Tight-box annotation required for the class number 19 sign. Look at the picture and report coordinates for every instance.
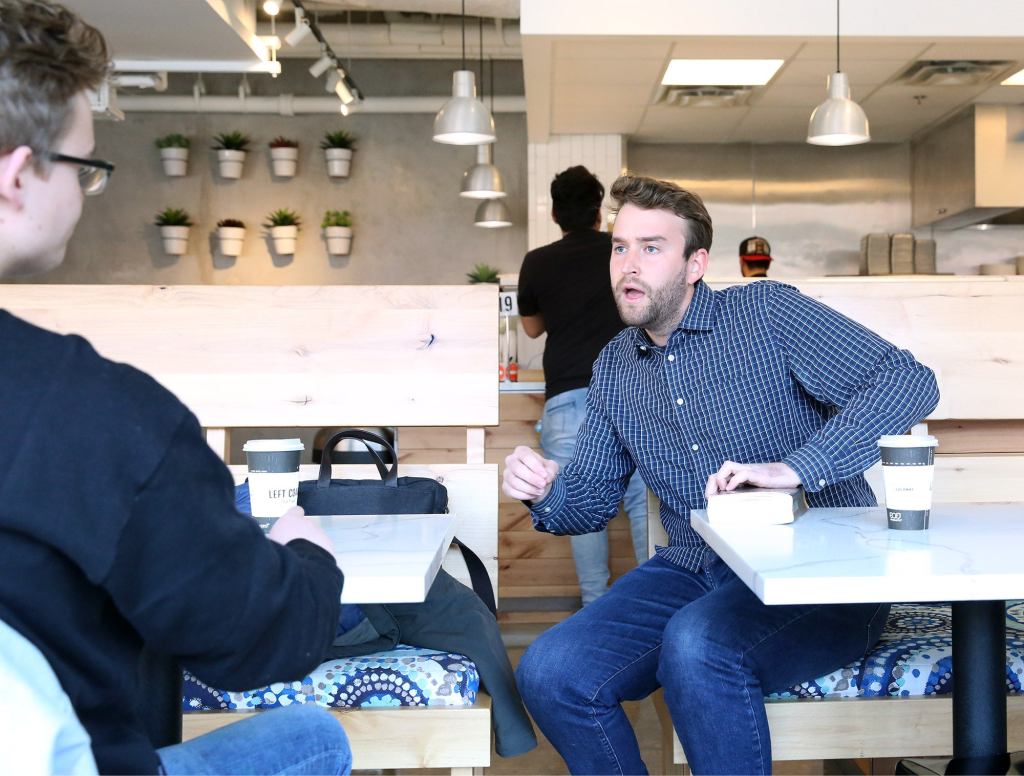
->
[498,290,518,317]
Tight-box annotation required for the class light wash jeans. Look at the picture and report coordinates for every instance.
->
[540,387,648,606]
[158,704,351,775]
[516,553,889,774]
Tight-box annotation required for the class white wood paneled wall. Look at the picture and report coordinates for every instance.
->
[527,134,626,250]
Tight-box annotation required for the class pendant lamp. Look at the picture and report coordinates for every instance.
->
[474,198,512,228]
[461,143,506,198]
[461,35,505,198]
[806,0,870,146]
[433,0,495,145]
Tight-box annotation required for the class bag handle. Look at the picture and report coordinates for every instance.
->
[317,429,397,489]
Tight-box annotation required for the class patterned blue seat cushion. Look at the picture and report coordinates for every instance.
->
[183,645,479,712]
[769,601,1024,701]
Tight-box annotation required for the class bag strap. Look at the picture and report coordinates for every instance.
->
[317,429,397,488]
[451,537,496,615]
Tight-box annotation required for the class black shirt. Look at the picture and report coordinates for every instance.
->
[517,229,625,400]
[0,311,343,774]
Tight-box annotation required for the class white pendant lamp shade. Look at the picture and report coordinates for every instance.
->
[474,198,512,228]
[433,70,496,145]
[460,144,506,199]
[807,72,870,146]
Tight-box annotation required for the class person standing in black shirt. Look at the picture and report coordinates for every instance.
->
[0,3,350,773]
[516,166,648,606]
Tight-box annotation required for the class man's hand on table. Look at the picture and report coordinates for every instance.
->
[705,461,801,498]
[268,506,336,555]
[503,445,559,504]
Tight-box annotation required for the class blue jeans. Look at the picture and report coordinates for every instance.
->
[159,705,352,775]
[516,553,889,775]
[540,387,648,605]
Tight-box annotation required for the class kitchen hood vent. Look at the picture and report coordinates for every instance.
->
[656,85,751,108]
[897,60,1015,87]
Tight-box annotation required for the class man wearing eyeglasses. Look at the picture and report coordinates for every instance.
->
[0,2,352,774]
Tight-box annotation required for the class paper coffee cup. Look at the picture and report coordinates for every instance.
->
[877,434,938,530]
[243,438,304,518]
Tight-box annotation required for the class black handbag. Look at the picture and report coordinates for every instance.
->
[297,429,496,614]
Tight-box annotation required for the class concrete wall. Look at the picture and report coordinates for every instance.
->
[627,142,1024,278]
[29,109,527,285]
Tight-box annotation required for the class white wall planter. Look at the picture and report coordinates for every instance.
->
[160,147,189,177]
[323,226,352,255]
[270,147,299,178]
[217,149,246,179]
[160,225,189,255]
[270,225,298,255]
[325,148,353,178]
[217,226,246,257]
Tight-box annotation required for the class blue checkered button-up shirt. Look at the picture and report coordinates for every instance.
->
[530,279,940,571]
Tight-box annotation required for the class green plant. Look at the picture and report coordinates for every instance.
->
[217,218,245,229]
[154,207,193,227]
[269,136,298,148]
[212,131,251,151]
[155,133,190,149]
[466,263,500,284]
[320,130,355,150]
[321,210,352,228]
[263,208,301,229]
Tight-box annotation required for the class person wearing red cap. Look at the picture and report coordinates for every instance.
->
[739,235,773,278]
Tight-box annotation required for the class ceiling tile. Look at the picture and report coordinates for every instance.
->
[634,107,748,143]
[772,58,911,87]
[668,39,803,59]
[920,41,1024,60]
[752,85,827,108]
[555,57,666,87]
[729,108,813,143]
[556,39,674,60]
[795,40,931,61]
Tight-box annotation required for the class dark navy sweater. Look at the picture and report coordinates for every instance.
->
[0,310,343,774]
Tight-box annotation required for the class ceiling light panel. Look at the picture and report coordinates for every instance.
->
[661,59,784,87]
[1001,68,1024,85]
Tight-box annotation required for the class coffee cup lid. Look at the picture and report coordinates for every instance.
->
[243,438,305,452]
[877,434,938,448]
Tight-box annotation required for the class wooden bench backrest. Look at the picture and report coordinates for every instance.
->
[0,284,499,596]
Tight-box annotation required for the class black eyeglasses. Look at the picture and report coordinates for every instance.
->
[48,153,115,196]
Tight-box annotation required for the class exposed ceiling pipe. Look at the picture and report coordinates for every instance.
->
[299,0,519,18]
[115,93,525,115]
[265,18,521,59]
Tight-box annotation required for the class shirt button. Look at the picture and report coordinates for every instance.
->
[818,479,826,487]
[543,507,551,513]
[691,444,699,452]
[676,397,685,405]
[668,354,675,362]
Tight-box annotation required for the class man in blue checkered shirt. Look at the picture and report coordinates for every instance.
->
[503,174,939,775]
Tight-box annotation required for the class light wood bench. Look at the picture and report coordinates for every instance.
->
[648,277,1024,772]
[0,284,499,775]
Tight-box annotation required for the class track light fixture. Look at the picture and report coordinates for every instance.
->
[286,0,363,112]
[309,51,333,78]
[284,7,313,47]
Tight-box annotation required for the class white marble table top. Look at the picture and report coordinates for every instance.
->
[690,503,1024,605]
[304,513,456,604]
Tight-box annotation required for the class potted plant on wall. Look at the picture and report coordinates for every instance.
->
[321,210,353,255]
[212,131,250,179]
[321,130,355,178]
[264,208,301,255]
[269,136,299,178]
[216,218,246,257]
[155,207,193,255]
[155,133,190,176]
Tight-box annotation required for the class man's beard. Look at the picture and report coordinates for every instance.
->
[614,265,689,333]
